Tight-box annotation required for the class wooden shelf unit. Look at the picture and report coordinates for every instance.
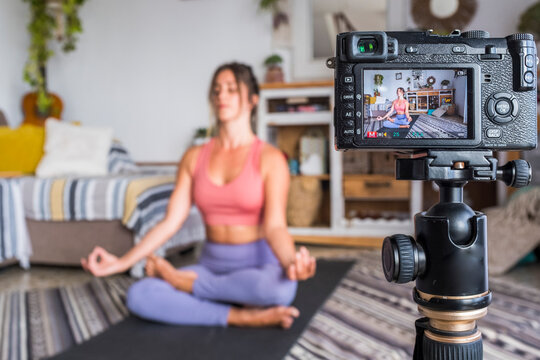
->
[407,89,454,113]
[258,82,421,247]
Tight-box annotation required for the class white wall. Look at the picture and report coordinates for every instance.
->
[1,0,536,161]
[48,0,272,162]
[0,0,29,127]
[3,0,272,162]
[403,0,538,36]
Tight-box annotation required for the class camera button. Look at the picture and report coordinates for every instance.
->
[343,128,355,136]
[342,75,354,84]
[493,115,512,124]
[525,54,535,68]
[452,46,466,53]
[493,92,512,99]
[344,119,354,128]
[342,109,354,119]
[405,46,418,53]
[524,71,534,84]
[486,99,496,118]
[486,128,502,138]
[511,98,520,116]
[342,93,355,101]
[495,100,511,116]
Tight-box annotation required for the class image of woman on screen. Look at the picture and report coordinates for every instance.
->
[376,87,412,128]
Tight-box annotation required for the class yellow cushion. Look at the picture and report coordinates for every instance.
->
[0,125,45,173]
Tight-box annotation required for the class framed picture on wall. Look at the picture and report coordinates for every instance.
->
[395,72,402,80]
[291,0,408,80]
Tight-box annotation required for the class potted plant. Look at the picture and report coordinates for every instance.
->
[22,0,86,125]
[373,74,383,96]
[441,79,450,89]
[264,54,284,83]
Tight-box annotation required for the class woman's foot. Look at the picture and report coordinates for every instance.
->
[228,306,300,329]
[145,255,198,293]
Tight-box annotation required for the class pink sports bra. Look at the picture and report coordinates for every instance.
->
[192,138,265,226]
[394,100,407,113]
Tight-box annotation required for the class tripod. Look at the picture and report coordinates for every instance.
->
[381,150,531,360]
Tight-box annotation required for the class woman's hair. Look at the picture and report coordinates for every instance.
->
[208,62,259,133]
[396,87,406,98]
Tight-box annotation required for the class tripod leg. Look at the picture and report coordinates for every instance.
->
[414,317,429,360]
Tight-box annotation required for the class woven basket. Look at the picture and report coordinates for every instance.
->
[343,151,370,174]
[287,177,323,227]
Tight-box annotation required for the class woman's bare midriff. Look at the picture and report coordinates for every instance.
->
[206,224,263,244]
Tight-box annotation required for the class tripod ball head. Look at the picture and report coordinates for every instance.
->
[382,234,426,283]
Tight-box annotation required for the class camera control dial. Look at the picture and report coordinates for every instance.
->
[462,30,490,39]
[486,93,519,124]
[382,234,426,284]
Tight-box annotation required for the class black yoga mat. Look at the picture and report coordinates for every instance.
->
[51,259,354,360]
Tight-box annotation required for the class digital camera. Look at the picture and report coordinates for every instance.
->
[330,30,538,150]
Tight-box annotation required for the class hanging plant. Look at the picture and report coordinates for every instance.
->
[374,74,384,86]
[22,0,86,114]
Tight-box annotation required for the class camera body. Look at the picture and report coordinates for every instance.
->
[332,30,537,150]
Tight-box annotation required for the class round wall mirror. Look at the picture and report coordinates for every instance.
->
[411,0,477,33]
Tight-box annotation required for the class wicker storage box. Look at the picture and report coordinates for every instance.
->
[342,151,370,174]
[370,152,396,175]
[287,177,322,227]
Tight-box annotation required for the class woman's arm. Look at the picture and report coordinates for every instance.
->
[261,145,316,281]
[82,146,200,277]
[406,101,412,122]
[377,102,395,121]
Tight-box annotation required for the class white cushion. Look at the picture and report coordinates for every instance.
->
[36,119,113,177]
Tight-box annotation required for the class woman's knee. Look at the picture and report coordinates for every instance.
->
[126,278,164,315]
[252,269,298,306]
[271,280,297,306]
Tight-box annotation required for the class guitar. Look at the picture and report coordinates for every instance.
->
[22,92,63,126]
[21,65,63,126]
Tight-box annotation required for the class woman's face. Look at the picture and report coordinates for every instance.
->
[211,69,254,123]
[397,88,404,97]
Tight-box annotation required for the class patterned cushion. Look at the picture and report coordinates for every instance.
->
[108,141,140,174]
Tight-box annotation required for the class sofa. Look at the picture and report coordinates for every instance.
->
[0,112,205,275]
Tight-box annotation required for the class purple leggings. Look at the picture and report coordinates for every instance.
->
[126,239,297,326]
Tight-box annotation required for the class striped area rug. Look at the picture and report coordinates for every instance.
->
[286,252,540,360]
[0,277,133,360]
[2,253,539,360]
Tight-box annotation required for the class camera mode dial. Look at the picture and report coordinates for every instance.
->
[382,234,426,284]
[462,30,490,39]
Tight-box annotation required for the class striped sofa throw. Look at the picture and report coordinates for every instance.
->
[0,179,32,267]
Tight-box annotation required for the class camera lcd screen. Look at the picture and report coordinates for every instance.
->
[362,69,469,140]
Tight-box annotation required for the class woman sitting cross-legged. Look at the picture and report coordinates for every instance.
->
[81,62,316,329]
[376,87,412,128]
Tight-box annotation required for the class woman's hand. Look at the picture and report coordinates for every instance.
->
[81,246,126,277]
[376,116,383,120]
[286,246,316,281]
